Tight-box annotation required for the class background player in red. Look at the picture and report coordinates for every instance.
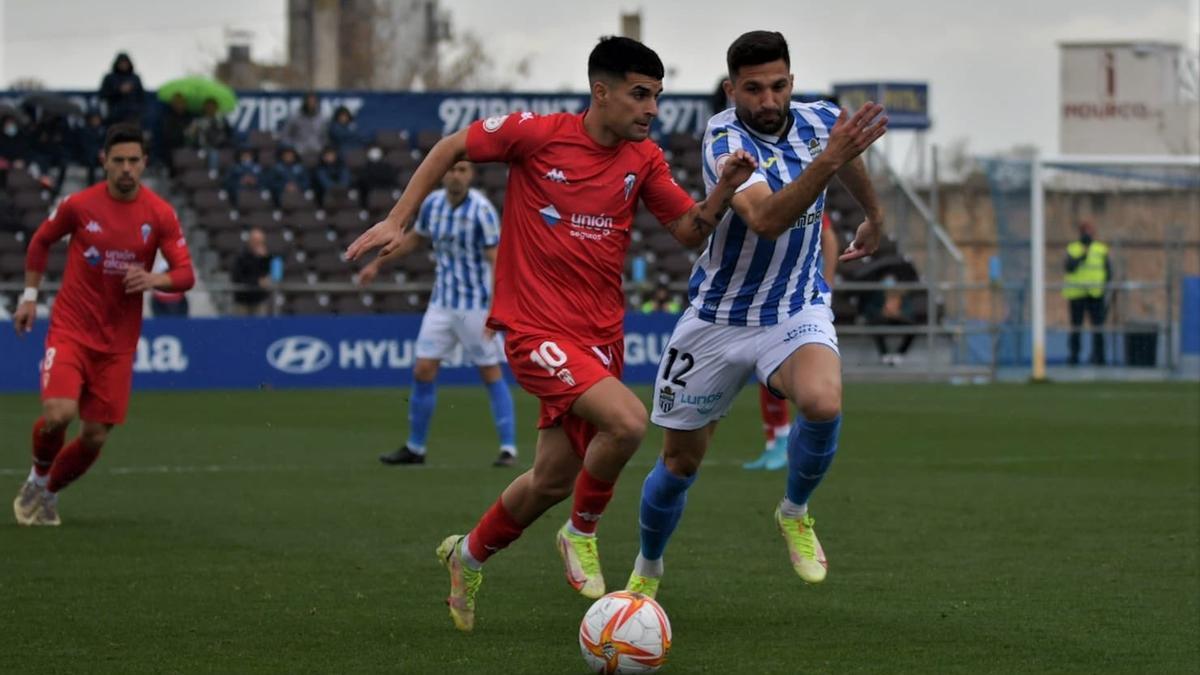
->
[347,36,755,632]
[11,123,195,526]
[744,211,839,470]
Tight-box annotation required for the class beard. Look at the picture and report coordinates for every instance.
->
[740,105,788,135]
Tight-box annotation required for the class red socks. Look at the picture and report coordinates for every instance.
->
[569,468,614,535]
[32,417,66,476]
[46,439,101,493]
[759,384,790,441]
[466,498,526,563]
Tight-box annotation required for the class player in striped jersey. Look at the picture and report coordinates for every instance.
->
[626,31,888,598]
[360,160,518,467]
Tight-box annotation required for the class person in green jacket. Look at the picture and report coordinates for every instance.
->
[1063,220,1112,365]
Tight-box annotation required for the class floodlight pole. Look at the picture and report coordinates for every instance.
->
[1030,157,1046,382]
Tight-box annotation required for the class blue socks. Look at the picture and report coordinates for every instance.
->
[485,379,517,451]
[638,457,697,562]
[785,415,841,507]
[406,379,437,451]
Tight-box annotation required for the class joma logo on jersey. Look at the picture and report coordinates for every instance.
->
[543,168,568,184]
[790,209,824,230]
[783,323,824,343]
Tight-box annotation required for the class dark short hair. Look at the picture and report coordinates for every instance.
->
[103,123,145,153]
[587,36,664,82]
[727,31,790,78]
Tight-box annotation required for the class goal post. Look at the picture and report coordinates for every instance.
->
[1029,154,1200,380]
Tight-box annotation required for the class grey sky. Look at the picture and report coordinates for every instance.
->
[1,0,1196,157]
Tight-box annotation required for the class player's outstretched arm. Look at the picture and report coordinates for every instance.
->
[733,102,888,242]
[666,150,758,248]
[345,129,469,262]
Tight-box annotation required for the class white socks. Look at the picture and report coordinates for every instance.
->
[27,467,48,488]
[633,553,663,578]
[565,521,594,538]
[459,535,483,570]
[779,497,808,518]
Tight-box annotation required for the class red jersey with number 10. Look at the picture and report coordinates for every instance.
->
[466,111,694,344]
[25,183,194,354]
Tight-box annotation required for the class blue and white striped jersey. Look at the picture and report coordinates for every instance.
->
[689,100,840,326]
[413,188,501,311]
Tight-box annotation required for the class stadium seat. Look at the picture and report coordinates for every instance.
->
[278,189,312,213]
[280,210,322,231]
[246,130,276,152]
[178,169,216,192]
[235,189,273,212]
[4,168,39,192]
[171,148,205,172]
[0,233,25,254]
[415,130,442,154]
[366,189,401,212]
[286,293,330,315]
[12,190,48,213]
[192,188,227,212]
[297,229,336,254]
[332,293,372,315]
[373,130,410,151]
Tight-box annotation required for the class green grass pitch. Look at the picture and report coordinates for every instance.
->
[2,382,1197,673]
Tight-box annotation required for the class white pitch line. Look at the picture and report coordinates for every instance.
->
[0,452,1191,478]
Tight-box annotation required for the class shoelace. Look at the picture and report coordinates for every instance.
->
[571,534,601,576]
[780,514,817,559]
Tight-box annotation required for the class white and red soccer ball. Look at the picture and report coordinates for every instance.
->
[579,591,672,674]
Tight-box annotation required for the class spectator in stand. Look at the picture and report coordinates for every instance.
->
[266,146,310,203]
[639,283,683,314]
[862,280,917,366]
[231,227,273,316]
[223,148,263,201]
[29,112,71,197]
[0,113,32,170]
[280,93,326,156]
[185,98,232,172]
[357,145,398,206]
[313,146,352,206]
[75,110,107,185]
[327,105,364,152]
[98,52,145,125]
[158,93,193,175]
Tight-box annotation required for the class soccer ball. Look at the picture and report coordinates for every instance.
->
[579,591,672,674]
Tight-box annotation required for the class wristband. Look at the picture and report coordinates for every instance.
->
[21,287,38,304]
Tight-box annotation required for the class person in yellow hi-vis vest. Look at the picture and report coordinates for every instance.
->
[1063,221,1112,365]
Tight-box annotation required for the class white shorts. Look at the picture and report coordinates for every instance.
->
[650,304,839,430]
[415,306,503,366]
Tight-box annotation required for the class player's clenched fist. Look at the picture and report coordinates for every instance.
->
[716,149,758,187]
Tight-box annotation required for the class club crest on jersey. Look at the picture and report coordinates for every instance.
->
[807,137,823,157]
[140,223,152,243]
[84,221,102,233]
[83,246,101,266]
[658,385,676,413]
[556,368,576,387]
[623,172,636,201]
[482,114,509,133]
[538,204,562,227]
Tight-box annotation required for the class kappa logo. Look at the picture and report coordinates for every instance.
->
[84,221,102,233]
[658,385,676,413]
[518,111,535,124]
[539,204,562,227]
[266,336,333,374]
[543,168,568,184]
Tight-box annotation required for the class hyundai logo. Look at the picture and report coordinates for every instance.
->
[266,336,333,374]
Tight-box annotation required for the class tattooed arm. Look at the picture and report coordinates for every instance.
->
[664,149,757,249]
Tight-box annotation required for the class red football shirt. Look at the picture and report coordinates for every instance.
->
[466,111,694,344]
[26,183,194,354]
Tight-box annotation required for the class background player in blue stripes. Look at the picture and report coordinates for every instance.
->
[359,160,518,467]
[625,31,888,597]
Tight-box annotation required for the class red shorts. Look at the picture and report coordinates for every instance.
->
[504,333,625,458]
[40,334,134,425]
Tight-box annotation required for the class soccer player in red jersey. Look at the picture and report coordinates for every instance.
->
[347,36,755,632]
[11,123,195,526]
